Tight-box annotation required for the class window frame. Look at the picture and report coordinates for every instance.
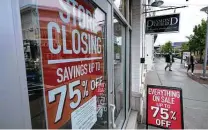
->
[111,0,132,128]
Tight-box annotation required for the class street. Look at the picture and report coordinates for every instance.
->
[145,57,208,129]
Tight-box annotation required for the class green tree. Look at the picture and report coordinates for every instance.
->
[174,48,180,53]
[161,45,165,53]
[181,42,189,51]
[187,19,207,62]
[187,35,196,52]
[160,41,173,53]
[114,44,121,54]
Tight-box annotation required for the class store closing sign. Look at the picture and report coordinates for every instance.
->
[146,85,184,129]
[38,0,106,129]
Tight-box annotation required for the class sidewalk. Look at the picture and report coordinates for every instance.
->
[144,58,208,129]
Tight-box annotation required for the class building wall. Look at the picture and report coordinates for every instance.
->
[131,0,155,93]
[145,34,154,71]
[131,0,155,122]
[144,0,155,72]
[131,0,143,94]
[131,0,147,116]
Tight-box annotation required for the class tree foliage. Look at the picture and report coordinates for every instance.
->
[114,44,121,54]
[187,19,207,61]
[161,41,173,53]
[174,48,180,53]
[181,42,189,51]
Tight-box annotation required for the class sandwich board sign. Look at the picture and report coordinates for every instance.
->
[183,52,190,60]
[146,85,184,129]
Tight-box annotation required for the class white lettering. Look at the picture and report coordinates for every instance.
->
[68,66,74,79]
[88,33,91,53]
[48,22,61,54]
[78,5,86,29]
[170,17,178,25]
[64,67,70,81]
[57,68,63,83]
[72,29,81,54]
[91,35,97,53]
[86,9,92,31]
[81,32,88,54]
[59,0,70,24]
[62,25,72,54]
[56,64,88,83]
[97,37,101,54]
[70,0,78,26]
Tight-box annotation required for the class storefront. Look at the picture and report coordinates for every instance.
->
[0,0,136,129]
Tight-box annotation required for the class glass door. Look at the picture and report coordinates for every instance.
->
[113,15,126,128]
[19,0,111,129]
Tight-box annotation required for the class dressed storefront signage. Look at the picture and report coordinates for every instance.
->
[146,85,184,129]
[145,14,180,34]
[38,0,107,129]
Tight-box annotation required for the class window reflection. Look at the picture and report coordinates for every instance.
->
[113,16,126,126]
[129,0,132,24]
[21,8,46,129]
[128,30,131,111]
[113,0,126,17]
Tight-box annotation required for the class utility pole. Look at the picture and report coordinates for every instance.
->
[200,7,208,79]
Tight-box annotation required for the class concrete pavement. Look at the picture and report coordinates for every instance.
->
[145,57,208,129]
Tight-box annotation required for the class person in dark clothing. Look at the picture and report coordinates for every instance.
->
[187,53,196,75]
[165,52,174,71]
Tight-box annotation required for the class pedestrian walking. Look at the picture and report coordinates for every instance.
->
[165,52,174,71]
[187,53,196,75]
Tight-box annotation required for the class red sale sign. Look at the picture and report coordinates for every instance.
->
[93,83,105,96]
[146,85,184,129]
[36,0,106,129]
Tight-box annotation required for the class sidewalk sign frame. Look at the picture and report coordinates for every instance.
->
[146,85,184,129]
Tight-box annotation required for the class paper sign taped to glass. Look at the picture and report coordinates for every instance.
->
[37,0,107,128]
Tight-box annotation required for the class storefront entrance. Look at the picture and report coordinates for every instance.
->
[0,0,132,129]
[19,0,111,129]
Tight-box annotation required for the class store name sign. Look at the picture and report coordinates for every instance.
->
[145,14,180,34]
[38,0,106,129]
[146,85,184,129]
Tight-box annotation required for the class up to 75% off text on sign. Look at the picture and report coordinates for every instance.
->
[147,85,184,129]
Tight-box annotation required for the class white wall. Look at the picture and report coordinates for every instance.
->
[131,0,144,93]
[145,34,154,71]
[131,0,156,121]
[132,0,154,92]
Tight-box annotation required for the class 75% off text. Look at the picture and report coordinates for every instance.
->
[151,106,177,128]
[48,76,102,123]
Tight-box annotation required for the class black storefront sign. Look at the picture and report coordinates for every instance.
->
[145,14,180,34]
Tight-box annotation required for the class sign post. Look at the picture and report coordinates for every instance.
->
[146,85,184,129]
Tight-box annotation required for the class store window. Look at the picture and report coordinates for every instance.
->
[128,30,132,111]
[20,0,108,129]
[113,0,126,17]
[113,16,126,127]
[129,0,132,25]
